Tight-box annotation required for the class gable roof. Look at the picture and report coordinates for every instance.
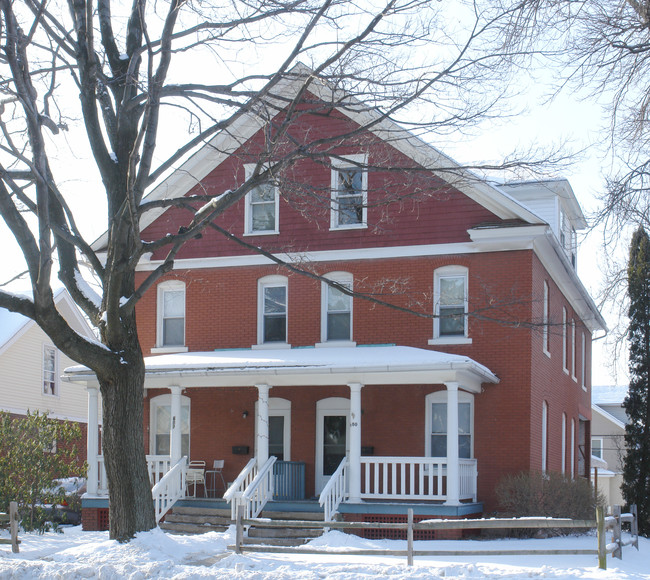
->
[92,64,544,251]
[0,288,95,356]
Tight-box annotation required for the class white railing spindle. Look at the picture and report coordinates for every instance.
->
[318,458,348,522]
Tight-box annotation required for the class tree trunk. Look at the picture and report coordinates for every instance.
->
[98,355,155,541]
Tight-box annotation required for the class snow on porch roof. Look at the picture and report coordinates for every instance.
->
[64,345,499,392]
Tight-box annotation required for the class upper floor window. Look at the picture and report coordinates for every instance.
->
[581,332,587,390]
[257,275,288,346]
[430,265,470,345]
[43,344,57,396]
[320,272,354,344]
[244,164,279,235]
[562,307,568,374]
[330,154,367,230]
[542,400,548,473]
[156,280,186,351]
[425,390,473,459]
[592,437,603,460]
[571,319,577,381]
[542,281,550,357]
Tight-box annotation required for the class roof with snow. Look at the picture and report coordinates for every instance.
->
[64,345,499,393]
[592,385,628,405]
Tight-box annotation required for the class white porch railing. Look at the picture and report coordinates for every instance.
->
[360,456,477,501]
[318,458,349,522]
[151,457,187,523]
[240,456,277,519]
[224,457,258,520]
[91,455,174,496]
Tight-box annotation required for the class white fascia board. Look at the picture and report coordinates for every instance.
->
[54,290,97,340]
[592,403,627,430]
[0,315,33,357]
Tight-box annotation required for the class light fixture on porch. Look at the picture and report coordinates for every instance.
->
[242,410,249,419]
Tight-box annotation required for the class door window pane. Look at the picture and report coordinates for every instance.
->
[269,415,284,461]
[323,415,346,475]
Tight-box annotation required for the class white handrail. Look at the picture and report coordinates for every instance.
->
[241,456,277,519]
[318,457,348,522]
[224,457,258,520]
[151,456,187,524]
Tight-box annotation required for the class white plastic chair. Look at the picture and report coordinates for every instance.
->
[186,460,206,497]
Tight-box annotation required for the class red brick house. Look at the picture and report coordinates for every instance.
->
[69,70,605,530]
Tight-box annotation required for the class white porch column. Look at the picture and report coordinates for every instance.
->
[86,386,99,495]
[445,382,460,506]
[348,382,364,503]
[256,384,271,468]
[169,386,183,464]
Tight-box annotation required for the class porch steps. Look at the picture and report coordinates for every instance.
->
[160,506,231,535]
[244,509,326,547]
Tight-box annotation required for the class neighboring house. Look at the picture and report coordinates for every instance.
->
[591,385,628,506]
[0,288,96,461]
[68,69,606,530]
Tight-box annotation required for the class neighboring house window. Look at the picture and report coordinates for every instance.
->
[562,307,568,374]
[257,276,288,345]
[330,154,367,229]
[542,401,548,473]
[571,418,576,478]
[156,281,186,348]
[150,394,190,457]
[592,437,603,460]
[571,319,577,381]
[561,413,567,474]
[430,265,470,344]
[543,281,550,357]
[43,345,57,396]
[244,164,279,235]
[320,272,354,343]
[581,332,586,390]
[425,391,473,459]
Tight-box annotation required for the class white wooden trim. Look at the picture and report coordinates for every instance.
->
[424,390,474,459]
[156,280,186,349]
[257,275,288,346]
[330,154,368,230]
[150,393,191,457]
[320,271,353,343]
[244,163,280,235]
[315,397,350,494]
[255,397,291,461]
[432,265,469,341]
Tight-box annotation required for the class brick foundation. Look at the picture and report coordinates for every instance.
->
[81,507,109,531]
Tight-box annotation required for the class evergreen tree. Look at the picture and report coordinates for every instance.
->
[623,225,650,536]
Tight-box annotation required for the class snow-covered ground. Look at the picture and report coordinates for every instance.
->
[0,526,647,579]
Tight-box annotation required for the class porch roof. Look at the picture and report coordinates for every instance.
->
[65,345,498,393]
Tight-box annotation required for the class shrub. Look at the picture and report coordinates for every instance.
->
[495,471,604,536]
[0,411,86,531]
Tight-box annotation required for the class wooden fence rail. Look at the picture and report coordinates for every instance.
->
[234,505,637,570]
[0,502,20,553]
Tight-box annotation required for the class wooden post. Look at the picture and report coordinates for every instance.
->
[9,502,18,554]
[407,508,414,567]
[612,505,622,560]
[631,504,639,550]
[597,506,606,570]
[235,503,243,555]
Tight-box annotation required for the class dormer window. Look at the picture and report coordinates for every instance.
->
[330,154,367,230]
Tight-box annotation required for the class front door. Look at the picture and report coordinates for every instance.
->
[315,397,350,494]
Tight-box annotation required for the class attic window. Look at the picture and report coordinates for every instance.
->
[43,345,57,396]
[330,154,367,230]
[244,164,279,235]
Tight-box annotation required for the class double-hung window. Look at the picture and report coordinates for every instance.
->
[319,272,354,344]
[330,154,367,229]
[425,391,473,458]
[155,281,187,352]
[257,276,289,346]
[244,164,279,235]
[430,265,470,345]
[43,345,57,396]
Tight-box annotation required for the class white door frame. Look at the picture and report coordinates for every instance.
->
[315,397,350,494]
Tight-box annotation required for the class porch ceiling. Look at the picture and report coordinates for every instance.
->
[64,345,498,393]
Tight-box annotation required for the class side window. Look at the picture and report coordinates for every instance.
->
[150,394,190,457]
[43,344,58,396]
[330,154,368,230]
[562,307,568,373]
[543,281,550,357]
[425,391,473,459]
[430,265,470,344]
[244,164,279,235]
[542,400,548,473]
[320,272,354,344]
[156,281,186,351]
[257,276,288,346]
[592,437,603,460]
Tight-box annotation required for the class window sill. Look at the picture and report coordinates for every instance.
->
[330,223,367,231]
[315,341,357,348]
[151,346,189,354]
[543,348,551,358]
[428,337,472,346]
[243,230,279,237]
[42,392,59,398]
[251,343,292,350]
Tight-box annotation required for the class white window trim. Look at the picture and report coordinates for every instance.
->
[243,164,280,236]
[255,397,291,461]
[591,437,604,460]
[542,281,550,357]
[255,275,290,347]
[42,344,58,397]
[562,307,568,374]
[155,280,187,353]
[561,413,567,474]
[424,390,474,458]
[542,401,548,473]
[570,418,576,478]
[429,265,472,345]
[581,332,587,391]
[571,319,577,381]
[316,271,356,347]
[149,393,191,457]
[330,154,368,231]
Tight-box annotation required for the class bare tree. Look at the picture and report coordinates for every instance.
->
[0,0,549,540]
